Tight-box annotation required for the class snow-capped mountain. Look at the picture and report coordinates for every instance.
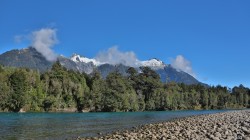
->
[70,54,103,66]
[71,54,166,69]
[141,58,166,69]
[0,47,206,85]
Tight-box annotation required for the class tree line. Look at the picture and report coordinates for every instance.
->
[0,62,249,112]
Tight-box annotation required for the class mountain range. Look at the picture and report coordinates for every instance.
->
[0,47,204,85]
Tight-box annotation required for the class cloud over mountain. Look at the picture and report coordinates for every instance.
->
[31,28,58,61]
[95,46,140,67]
[171,55,196,78]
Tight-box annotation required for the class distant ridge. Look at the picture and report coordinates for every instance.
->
[0,47,206,85]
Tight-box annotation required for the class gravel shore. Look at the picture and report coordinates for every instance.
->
[80,110,250,140]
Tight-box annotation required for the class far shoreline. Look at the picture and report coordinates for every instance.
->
[0,108,244,113]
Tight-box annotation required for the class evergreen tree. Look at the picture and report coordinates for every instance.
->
[8,69,29,112]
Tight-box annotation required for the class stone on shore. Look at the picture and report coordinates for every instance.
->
[81,110,250,140]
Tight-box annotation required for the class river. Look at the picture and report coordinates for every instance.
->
[0,110,229,140]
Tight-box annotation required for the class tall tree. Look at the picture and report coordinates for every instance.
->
[8,69,28,112]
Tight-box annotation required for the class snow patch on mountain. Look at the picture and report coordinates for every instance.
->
[71,54,167,70]
[141,58,166,69]
[71,54,103,66]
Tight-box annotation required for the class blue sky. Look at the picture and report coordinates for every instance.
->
[0,0,250,88]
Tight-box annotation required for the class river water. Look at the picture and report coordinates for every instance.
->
[0,110,229,140]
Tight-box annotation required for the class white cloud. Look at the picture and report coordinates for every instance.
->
[14,35,24,43]
[171,55,196,78]
[31,28,58,61]
[95,46,140,67]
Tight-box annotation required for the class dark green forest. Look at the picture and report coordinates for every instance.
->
[0,62,249,112]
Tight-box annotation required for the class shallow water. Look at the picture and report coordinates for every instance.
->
[0,110,229,140]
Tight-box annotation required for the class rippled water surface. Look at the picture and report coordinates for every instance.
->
[0,110,229,140]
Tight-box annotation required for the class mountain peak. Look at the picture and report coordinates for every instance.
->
[141,58,166,69]
[18,47,35,53]
[70,54,102,66]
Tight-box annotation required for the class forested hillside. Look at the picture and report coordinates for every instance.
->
[0,62,249,112]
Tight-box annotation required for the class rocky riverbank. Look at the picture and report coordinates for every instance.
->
[80,110,250,140]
